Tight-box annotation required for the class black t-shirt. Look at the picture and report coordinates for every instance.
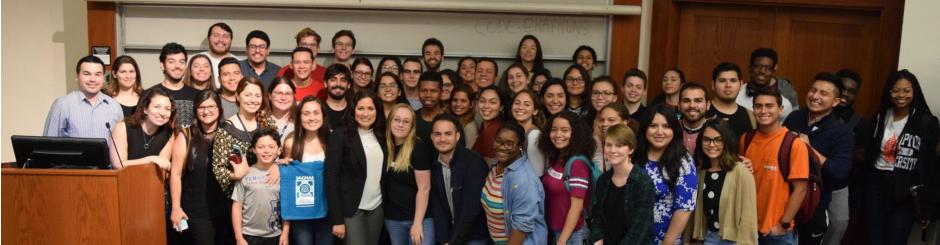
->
[706,105,753,138]
[603,181,627,242]
[324,102,349,129]
[703,170,727,232]
[383,140,433,220]
[150,83,198,128]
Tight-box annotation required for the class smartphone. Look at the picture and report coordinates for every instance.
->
[229,147,242,164]
[177,219,189,232]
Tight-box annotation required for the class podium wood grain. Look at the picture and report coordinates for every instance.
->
[2,164,167,245]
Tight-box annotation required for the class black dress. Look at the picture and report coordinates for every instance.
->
[125,123,171,159]
[121,104,137,117]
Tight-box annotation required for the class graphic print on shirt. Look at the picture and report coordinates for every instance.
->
[894,133,922,171]
[882,134,898,167]
[296,176,315,206]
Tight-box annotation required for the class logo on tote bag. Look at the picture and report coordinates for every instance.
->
[296,176,315,206]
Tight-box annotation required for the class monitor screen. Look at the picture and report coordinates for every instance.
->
[11,135,111,169]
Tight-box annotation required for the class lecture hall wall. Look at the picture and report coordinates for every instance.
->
[1,0,937,162]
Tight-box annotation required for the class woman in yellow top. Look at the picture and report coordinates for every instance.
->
[688,119,758,245]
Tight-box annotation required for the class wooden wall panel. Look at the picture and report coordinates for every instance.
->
[676,4,776,84]
[781,9,879,109]
[651,0,903,117]
[610,0,643,90]
[87,2,117,68]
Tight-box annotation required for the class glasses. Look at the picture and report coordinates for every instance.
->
[381,65,399,71]
[271,91,294,98]
[248,45,268,51]
[592,91,615,97]
[565,77,585,84]
[702,136,723,146]
[353,71,372,77]
[494,139,518,149]
[198,105,218,112]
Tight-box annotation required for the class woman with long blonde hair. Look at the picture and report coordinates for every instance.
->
[383,104,434,245]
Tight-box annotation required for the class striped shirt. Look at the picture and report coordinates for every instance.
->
[43,91,124,140]
[481,166,507,244]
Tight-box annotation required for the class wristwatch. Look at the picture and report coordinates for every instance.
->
[780,221,792,229]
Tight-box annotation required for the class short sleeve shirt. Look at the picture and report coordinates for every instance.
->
[541,158,591,231]
[231,165,282,237]
[644,155,697,245]
[739,127,809,234]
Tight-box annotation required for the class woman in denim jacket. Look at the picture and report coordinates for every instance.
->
[482,123,548,244]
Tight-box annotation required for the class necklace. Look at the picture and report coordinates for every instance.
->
[143,130,156,149]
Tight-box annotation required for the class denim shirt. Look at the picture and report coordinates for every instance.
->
[501,155,548,244]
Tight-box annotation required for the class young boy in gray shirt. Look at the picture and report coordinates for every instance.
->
[232,128,289,245]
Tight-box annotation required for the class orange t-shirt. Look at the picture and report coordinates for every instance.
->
[739,127,809,234]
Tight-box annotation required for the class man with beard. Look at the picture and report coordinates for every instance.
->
[44,55,123,139]
[239,30,280,90]
[706,62,756,138]
[737,48,795,120]
[322,64,351,128]
[678,82,710,154]
[328,30,356,67]
[428,114,490,245]
[151,42,198,128]
[290,47,326,102]
[422,38,444,72]
[196,22,238,89]
[401,58,424,109]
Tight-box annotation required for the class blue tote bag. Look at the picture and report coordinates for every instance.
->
[279,160,327,220]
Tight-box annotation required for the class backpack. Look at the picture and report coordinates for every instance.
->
[563,155,602,220]
[743,130,823,224]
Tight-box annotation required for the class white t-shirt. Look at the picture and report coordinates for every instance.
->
[875,110,908,171]
[358,128,384,210]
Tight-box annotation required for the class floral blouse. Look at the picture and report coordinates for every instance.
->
[211,117,275,194]
[643,154,697,245]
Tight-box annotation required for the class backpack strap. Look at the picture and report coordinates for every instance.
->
[742,130,758,154]
[777,131,800,181]
[563,155,592,192]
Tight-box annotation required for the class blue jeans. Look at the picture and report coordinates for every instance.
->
[290,218,332,245]
[758,229,797,245]
[705,230,737,245]
[384,218,435,245]
[550,227,587,245]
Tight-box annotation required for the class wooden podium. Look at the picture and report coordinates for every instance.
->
[2,164,167,245]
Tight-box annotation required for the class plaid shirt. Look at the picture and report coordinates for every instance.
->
[589,168,656,244]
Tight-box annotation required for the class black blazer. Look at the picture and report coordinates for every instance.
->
[325,127,388,225]
[429,147,490,244]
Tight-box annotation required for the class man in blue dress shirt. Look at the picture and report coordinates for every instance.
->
[43,55,124,139]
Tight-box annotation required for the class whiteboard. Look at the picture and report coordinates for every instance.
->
[121,4,610,85]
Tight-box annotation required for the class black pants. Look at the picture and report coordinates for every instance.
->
[864,172,915,245]
[797,208,829,245]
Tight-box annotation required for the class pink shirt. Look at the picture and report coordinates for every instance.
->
[541,158,591,231]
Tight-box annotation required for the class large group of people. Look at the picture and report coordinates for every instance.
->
[42,22,940,245]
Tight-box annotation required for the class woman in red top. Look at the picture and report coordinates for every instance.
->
[472,86,505,164]
[537,111,597,245]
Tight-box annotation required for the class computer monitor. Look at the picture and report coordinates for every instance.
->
[11,135,111,169]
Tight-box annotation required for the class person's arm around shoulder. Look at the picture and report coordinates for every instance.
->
[169,131,189,230]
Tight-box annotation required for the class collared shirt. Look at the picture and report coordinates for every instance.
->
[43,91,124,139]
[500,155,549,245]
[239,60,281,90]
[438,155,455,217]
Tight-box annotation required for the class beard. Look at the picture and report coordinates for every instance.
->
[328,86,347,100]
